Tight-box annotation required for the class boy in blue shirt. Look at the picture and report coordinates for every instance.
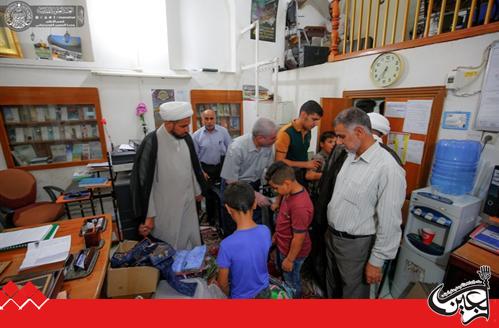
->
[216,182,272,298]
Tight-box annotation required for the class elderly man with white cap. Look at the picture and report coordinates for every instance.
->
[131,102,207,249]
[367,112,390,143]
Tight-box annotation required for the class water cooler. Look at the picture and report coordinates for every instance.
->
[391,187,481,298]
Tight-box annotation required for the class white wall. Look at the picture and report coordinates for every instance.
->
[278,32,499,195]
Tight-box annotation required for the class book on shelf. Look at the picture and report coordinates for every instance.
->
[72,143,82,161]
[33,126,43,141]
[81,143,90,160]
[67,106,81,120]
[89,141,102,159]
[36,106,48,122]
[47,105,57,121]
[29,107,38,121]
[12,144,37,164]
[19,108,31,122]
[23,127,34,141]
[29,156,50,165]
[0,223,59,251]
[3,107,20,122]
[46,126,55,140]
[81,124,89,138]
[50,144,67,162]
[69,125,82,139]
[83,106,96,120]
[90,124,98,138]
[469,223,499,254]
[56,106,68,121]
[7,127,16,143]
[41,126,49,140]
[230,117,240,130]
[11,150,27,166]
[65,144,73,161]
[230,104,239,116]
[15,127,25,142]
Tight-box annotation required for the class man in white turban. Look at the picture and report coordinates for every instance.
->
[131,102,207,249]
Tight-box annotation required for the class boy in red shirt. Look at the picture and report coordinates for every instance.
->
[266,161,314,298]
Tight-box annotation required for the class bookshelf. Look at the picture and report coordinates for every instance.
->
[190,90,243,138]
[0,87,108,170]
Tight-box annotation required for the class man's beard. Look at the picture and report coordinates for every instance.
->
[172,131,187,139]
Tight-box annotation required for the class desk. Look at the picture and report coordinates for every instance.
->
[0,214,112,299]
[445,242,498,298]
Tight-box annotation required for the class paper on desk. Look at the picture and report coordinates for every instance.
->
[119,144,135,151]
[19,235,71,271]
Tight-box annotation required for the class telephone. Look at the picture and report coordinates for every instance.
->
[483,165,499,217]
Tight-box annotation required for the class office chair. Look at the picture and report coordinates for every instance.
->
[0,169,65,227]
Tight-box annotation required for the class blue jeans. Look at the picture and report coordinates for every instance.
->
[276,251,306,298]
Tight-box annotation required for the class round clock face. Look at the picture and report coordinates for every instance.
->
[370,52,403,87]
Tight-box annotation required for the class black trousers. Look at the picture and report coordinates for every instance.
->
[201,162,222,225]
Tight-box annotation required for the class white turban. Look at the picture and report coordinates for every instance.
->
[368,112,390,135]
[159,101,193,121]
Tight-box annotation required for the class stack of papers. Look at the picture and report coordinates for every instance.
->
[19,235,71,271]
[0,224,59,251]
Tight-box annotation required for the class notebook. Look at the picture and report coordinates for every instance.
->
[0,224,59,252]
[469,223,499,254]
[19,235,71,271]
[78,177,108,187]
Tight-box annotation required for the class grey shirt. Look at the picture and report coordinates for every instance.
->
[220,133,274,183]
[327,142,406,267]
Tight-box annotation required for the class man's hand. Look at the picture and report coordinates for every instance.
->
[270,201,280,212]
[271,233,276,244]
[203,171,210,181]
[255,191,271,207]
[281,258,294,272]
[138,217,154,237]
[305,159,322,170]
[365,262,383,284]
[195,194,204,202]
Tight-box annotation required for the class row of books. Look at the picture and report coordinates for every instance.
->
[196,103,240,117]
[7,124,99,144]
[11,142,103,166]
[197,117,240,130]
[2,105,96,123]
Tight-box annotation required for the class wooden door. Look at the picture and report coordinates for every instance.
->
[319,97,352,148]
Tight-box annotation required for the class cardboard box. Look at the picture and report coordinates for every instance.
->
[403,282,438,299]
[106,241,160,298]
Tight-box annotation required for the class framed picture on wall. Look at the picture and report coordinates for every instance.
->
[0,12,23,58]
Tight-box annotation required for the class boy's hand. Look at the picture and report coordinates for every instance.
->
[281,257,294,272]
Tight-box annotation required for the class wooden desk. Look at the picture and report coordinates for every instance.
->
[0,214,112,299]
[445,242,498,298]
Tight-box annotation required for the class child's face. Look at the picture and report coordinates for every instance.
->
[320,137,336,155]
[269,180,292,196]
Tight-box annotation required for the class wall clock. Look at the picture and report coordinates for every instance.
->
[370,52,403,87]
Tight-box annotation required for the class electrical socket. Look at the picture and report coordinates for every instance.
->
[482,132,498,145]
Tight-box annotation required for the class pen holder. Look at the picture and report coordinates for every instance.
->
[84,230,101,248]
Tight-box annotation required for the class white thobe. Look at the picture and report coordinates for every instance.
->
[146,125,202,249]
